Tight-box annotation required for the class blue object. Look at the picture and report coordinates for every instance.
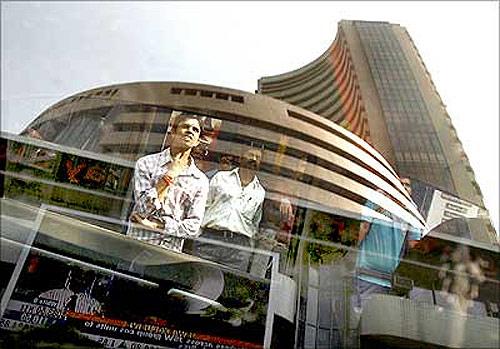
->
[356,202,420,287]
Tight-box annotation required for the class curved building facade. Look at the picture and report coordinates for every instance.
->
[22,81,425,231]
[259,20,496,243]
[2,81,497,349]
[258,27,371,143]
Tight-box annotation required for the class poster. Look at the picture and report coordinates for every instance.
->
[0,208,271,349]
[425,189,487,232]
[1,249,268,349]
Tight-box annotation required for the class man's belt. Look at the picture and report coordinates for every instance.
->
[357,267,392,281]
[203,227,251,242]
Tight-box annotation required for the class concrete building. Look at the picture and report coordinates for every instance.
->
[2,81,435,348]
[6,81,498,348]
[19,81,424,232]
[4,20,497,347]
[258,20,496,243]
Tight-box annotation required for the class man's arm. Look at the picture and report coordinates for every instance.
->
[358,200,377,244]
[161,179,209,239]
[133,157,161,215]
[253,201,264,231]
[279,197,294,227]
[204,171,221,208]
[358,221,371,244]
[406,227,421,249]
[157,157,189,202]
[407,240,419,249]
[251,188,266,237]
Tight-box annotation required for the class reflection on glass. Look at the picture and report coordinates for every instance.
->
[354,182,418,300]
[438,245,486,314]
[2,99,498,349]
[127,112,211,252]
[194,145,266,273]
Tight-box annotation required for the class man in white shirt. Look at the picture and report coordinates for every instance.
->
[127,113,209,252]
[205,153,236,179]
[194,147,266,271]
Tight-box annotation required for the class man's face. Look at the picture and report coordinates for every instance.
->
[219,155,235,171]
[240,148,262,171]
[170,118,201,150]
[401,178,412,196]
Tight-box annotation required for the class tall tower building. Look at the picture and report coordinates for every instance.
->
[258,20,496,243]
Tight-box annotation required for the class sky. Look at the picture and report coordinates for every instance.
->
[1,1,498,232]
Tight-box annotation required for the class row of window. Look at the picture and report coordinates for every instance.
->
[170,87,244,103]
[356,24,457,195]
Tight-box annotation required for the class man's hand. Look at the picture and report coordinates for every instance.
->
[156,157,188,201]
[279,197,293,223]
[157,174,174,202]
[130,212,163,231]
[139,217,162,230]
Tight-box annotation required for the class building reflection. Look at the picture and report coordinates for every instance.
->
[1,82,498,348]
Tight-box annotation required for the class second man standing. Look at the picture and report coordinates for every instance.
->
[194,146,266,272]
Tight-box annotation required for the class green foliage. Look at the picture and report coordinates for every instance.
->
[306,211,351,264]
[221,275,269,324]
[5,178,124,217]
[397,248,442,289]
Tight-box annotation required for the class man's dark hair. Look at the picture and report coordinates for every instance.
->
[169,112,206,135]
[168,112,211,143]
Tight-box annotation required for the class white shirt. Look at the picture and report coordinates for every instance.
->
[202,168,265,238]
[128,148,209,252]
